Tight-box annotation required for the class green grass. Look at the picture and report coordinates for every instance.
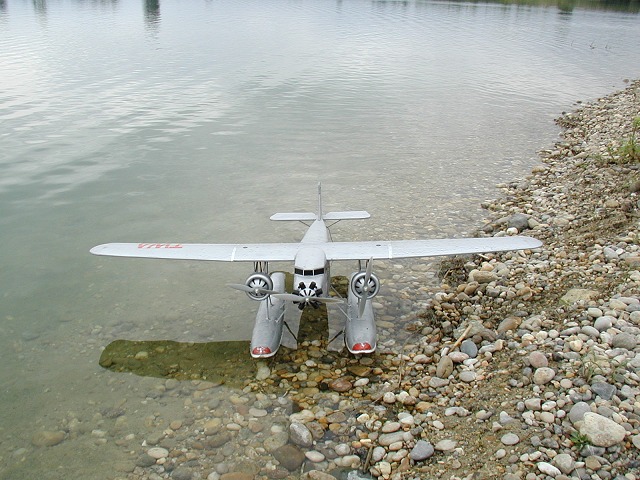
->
[605,117,640,164]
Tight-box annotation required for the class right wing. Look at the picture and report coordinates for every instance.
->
[322,236,542,261]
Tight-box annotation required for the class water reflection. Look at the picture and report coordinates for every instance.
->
[10,0,639,27]
[440,0,640,13]
[144,0,160,30]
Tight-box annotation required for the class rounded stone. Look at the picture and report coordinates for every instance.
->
[434,439,457,452]
[378,431,405,447]
[553,453,575,474]
[409,440,435,461]
[568,402,591,424]
[460,339,478,358]
[501,433,520,446]
[305,450,325,463]
[171,467,193,480]
[382,421,401,433]
[539,411,555,424]
[611,332,637,350]
[328,378,352,392]
[497,317,521,333]
[135,454,157,468]
[529,351,548,369]
[290,422,313,448]
[459,371,477,383]
[334,443,351,456]
[472,270,498,284]
[273,444,305,471]
[524,398,542,411]
[587,307,604,318]
[263,432,288,452]
[533,367,556,385]
[537,461,561,477]
[382,392,396,404]
[594,316,614,332]
[448,351,469,363]
[579,412,627,447]
[147,447,169,459]
[436,356,454,378]
[31,431,65,447]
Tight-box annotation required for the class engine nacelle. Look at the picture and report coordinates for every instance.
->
[350,271,380,299]
[244,273,274,301]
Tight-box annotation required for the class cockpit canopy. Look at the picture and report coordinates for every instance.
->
[294,247,326,276]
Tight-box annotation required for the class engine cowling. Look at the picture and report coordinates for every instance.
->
[244,273,274,301]
[350,271,380,299]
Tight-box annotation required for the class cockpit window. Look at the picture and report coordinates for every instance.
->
[294,267,325,276]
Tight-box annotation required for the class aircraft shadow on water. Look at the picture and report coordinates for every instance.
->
[92,184,541,359]
[99,275,346,383]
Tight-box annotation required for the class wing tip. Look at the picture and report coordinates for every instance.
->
[90,244,107,255]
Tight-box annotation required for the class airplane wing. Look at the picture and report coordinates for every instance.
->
[89,243,302,262]
[90,236,540,262]
[322,236,542,261]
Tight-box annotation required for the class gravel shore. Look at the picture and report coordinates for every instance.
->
[27,80,639,480]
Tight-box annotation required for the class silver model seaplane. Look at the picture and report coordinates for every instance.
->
[90,185,541,358]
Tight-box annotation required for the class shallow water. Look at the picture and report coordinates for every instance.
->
[1,0,639,477]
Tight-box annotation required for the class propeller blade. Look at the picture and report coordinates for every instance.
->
[227,284,278,295]
[358,258,373,318]
[272,293,343,304]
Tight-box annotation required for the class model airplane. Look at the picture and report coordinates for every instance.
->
[91,184,541,358]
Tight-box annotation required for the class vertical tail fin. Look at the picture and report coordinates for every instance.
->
[317,182,323,220]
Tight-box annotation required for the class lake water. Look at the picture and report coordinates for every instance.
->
[1,0,639,477]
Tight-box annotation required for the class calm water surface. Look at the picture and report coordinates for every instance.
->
[1,0,639,477]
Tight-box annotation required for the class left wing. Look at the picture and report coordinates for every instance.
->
[90,243,302,262]
[90,236,540,262]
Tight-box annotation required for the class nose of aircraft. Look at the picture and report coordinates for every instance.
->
[251,346,273,357]
[350,342,374,353]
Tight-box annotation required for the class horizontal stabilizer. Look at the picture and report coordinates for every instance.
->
[323,211,370,220]
[270,211,370,221]
[270,212,317,221]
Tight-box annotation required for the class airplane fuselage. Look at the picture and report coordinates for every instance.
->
[294,220,331,301]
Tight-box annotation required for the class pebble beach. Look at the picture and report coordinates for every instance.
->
[17,79,640,480]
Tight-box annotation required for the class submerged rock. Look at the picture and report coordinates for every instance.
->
[31,430,65,447]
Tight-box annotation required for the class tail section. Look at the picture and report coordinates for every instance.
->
[270,183,370,222]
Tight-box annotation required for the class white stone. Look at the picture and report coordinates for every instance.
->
[305,450,325,462]
[579,412,627,447]
[434,439,456,451]
[382,392,396,404]
[537,461,561,477]
[147,447,169,459]
[533,367,556,385]
[334,443,351,456]
[378,461,392,477]
[501,433,520,446]
[553,453,575,474]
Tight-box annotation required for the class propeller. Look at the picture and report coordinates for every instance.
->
[227,283,278,296]
[228,272,277,301]
[271,292,343,309]
[357,257,375,318]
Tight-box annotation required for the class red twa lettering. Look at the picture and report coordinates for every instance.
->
[137,243,183,249]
